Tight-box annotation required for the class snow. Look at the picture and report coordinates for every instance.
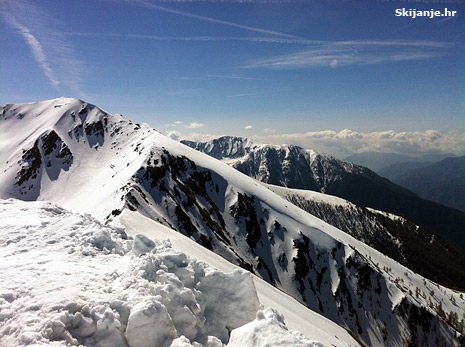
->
[263,183,351,208]
[2,98,464,346]
[126,300,177,347]
[0,199,335,347]
[0,98,148,220]
[228,308,325,347]
[117,209,360,347]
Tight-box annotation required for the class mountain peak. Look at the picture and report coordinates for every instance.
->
[182,136,364,192]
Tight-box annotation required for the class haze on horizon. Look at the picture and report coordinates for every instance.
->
[1,0,464,158]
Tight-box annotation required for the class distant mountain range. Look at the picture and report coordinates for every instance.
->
[378,161,436,180]
[183,136,465,251]
[1,98,464,346]
[344,152,456,172]
[379,156,465,212]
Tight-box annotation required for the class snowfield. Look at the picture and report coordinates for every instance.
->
[0,199,348,347]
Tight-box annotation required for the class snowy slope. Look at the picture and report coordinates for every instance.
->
[182,136,465,251]
[1,98,464,346]
[264,183,465,291]
[116,208,357,346]
[0,198,331,347]
[0,98,149,219]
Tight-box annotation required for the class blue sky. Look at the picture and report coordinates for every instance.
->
[1,0,464,158]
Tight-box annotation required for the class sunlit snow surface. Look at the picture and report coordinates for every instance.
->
[0,199,324,347]
[2,98,463,346]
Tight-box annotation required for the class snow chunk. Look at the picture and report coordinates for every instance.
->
[197,268,262,343]
[126,299,177,347]
[227,307,325,347]
[132,233,156,256]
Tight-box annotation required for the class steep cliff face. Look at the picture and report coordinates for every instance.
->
[182,136,402,194]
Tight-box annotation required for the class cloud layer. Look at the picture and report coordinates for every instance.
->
[254,129,465,157]
[173,128,465,158]
[244,41,453,69]
[64,31,452,71]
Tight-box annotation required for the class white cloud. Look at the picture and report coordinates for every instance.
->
[166,120,205,129]
[244,40,452,69]
[179,132,223,143]
[245,125,253,130]
[330,59,338,68]
[187,122,204,129]
[2,6,58,87]
[64,32,322,45]
[173,126,464,159]
[254,129,465,158]
[166,130,181,141]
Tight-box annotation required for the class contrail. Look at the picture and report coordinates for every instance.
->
[1,13,59,86]
[116,0,302,39]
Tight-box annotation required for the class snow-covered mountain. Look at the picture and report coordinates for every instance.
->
[264,184,465,291]
[181,136,407,194]
[1,98,464,346]
[182,136,465,251]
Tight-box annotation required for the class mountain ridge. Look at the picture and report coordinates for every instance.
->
[1,98,464,346]
[264,183,465,291]
[380,155,465,212]
[182,136,465,251]
[344,152,457,172]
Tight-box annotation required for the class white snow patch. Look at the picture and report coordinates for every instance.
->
[228,308,326,347]
[0,199,294,347]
